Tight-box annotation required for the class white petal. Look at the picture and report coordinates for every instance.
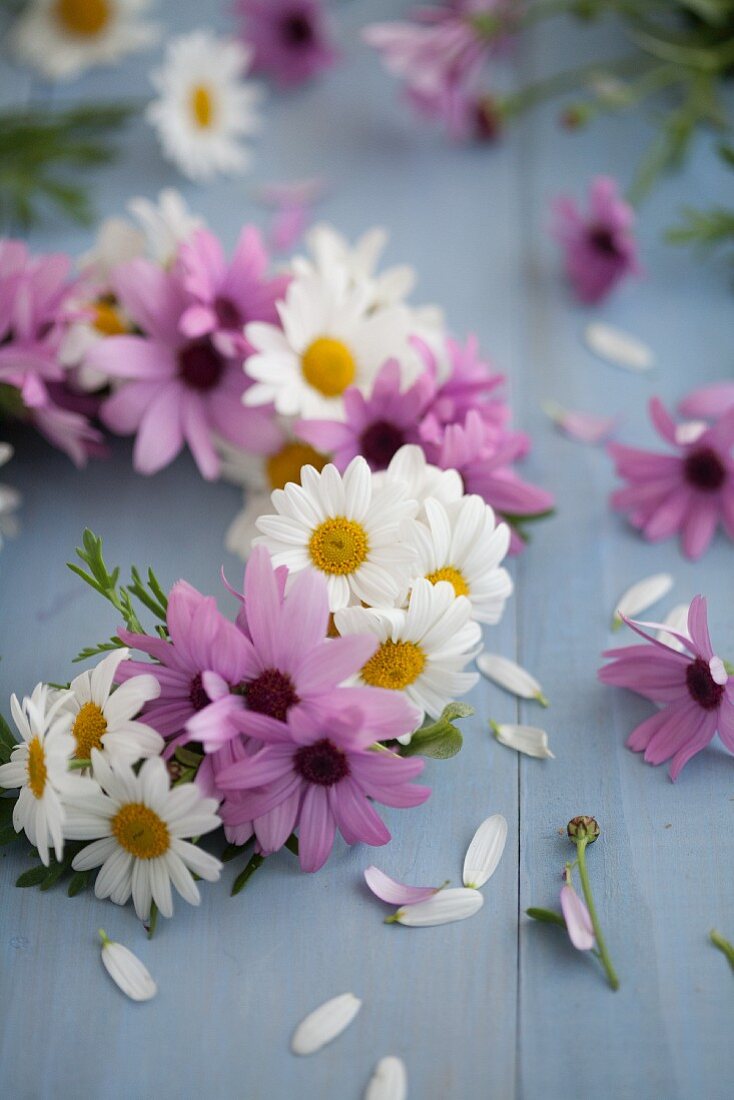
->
[710,656,728,686]
[365,1056,408,1100]
[675,420,707,445]
[463,814,508,889]
[476,652,548,706]
[389,887,484,927]
[291,993,362,1055]
[585,322,654,372]
[612,573,673,630]
[656,603,690,652]
[101,937,157,1002]
[491,721,554,759]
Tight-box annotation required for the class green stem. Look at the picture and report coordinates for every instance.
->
[575,837,619,990]
[501,55,645,118]
[710,929,734,971]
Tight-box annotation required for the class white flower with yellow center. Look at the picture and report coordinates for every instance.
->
[244,268,419,420]
[10,0,158,82]
[255,455,419,611]
[335,578,481,726]
[60,648,163,765]
[0,684,83,865]
[375,444,463,515]
[146,31,262,183]
[64,750,222,921]
[406,495,513,625]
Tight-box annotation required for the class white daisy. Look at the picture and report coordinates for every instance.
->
[254,455,419,611]
[374,444,463,515]
[404,495,513,625]
[146,30,262,183]
[243,268,421,420]
[0,684,82,865]
[10,0,158,82]
[125,188,204,267]
[0,443,21,548]
[64,750,222,920]
[60,648,162,765]
[335,578,481,723]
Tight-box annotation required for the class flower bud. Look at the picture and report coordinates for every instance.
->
[567,815,600,842]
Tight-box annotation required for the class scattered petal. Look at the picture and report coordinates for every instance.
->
[674,420,707,446]
[560,884,595,951]
[491,721,555,759]
[476,652,548,706]
[291,993,362,1055]
[365,1056,408,1100]
[585,322,654,372]
[543,400,618,445]
[656,603,690,652]
[386,887,484,927]
[364,866,440,906]
[99,930,156,1002]
[612,573,673,630]
[463,814,508,889]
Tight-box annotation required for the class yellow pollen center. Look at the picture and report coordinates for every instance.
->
[426,565,470,598]
[112,803,170,860]
[190,84,215,129]
[54,0,110,37]
[92,298,128,337]
[308,517,368,576]
[266,441,329,491]
[26,736,47,800]
[72,701,108,759]
[361,640,426,690]
[301,337,356,398]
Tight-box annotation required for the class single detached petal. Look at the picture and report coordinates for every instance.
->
[656,603,690,653]
[387,888,484,927]
[364,866,439,906]
[476,652,548,706]
[100,933,156,1002]
[543,400,617,445]
[491,721,555,759]
[463,814,508,889]
[560,884,595,951]
[585,322,654,372]
[612,573,673,630]
[365,1056,408,1100]
[291,993,362,1056]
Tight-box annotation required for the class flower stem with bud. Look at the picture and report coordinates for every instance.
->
[568,817,619,991]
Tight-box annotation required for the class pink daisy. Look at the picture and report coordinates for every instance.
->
[551,176,641,304]
[87,254,282,479]
[236,0,338,88]
[599,596,734,780]
[415,332,508,433]
[609,397,734,560]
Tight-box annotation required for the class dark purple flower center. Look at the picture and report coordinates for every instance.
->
[281,12,314,46]
[189,673,209,712]
[588,225,620,258]
[294,738,349,786]
[686,656,725,710]
[360,420,406,471]
[178,338,225,392]
[683,446,727,492]
[214,295,242,329]
[244,668,300,722]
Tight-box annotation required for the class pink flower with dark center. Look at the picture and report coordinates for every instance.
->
[414,332,508,433]
[31,382,106,467]
[609,397,734,560]
[406,82,502,142]
[551,176,641,304]
[599,596,734,780]
[679,381,734,422]
[87,255,282,479]
[236,0,338,88]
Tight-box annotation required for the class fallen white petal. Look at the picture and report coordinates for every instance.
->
[365,1056,408,1100]
[710,656,728,686]
[463,814,508,889]
[612,573,673,630]
[291,993,362,1055]
[656,603,690,652]
[100,933,156,1002]
[491,721,555,759]
[585,322,654,372]
[675,419,707,445]
[476,652,548,706]
[387,887,483,927]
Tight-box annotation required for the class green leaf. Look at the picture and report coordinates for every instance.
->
[174,746,204,769]
[0,713,17,764]
[232,852,265,896]
[16,864,48,888]
[526,907,567,927]
[72,637,126,664]
[401,703,474,759]
[67,870,90,897]
[0,822,19,845]
[40,858,69,891]
[284,834,299,856]
[146,902,159,940]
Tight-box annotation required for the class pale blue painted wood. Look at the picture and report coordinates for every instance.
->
[1,2,733,1098]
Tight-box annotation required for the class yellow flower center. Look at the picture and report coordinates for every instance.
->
[26,736,47,800]
[54,0,110,37]
[190,84,215,130]
[92,298,128,337]
[308,517,368,576]
[425,566,470,598]
[361,640,426,690]
[112,803,170,860]
[72,701,108,759]
[301,337,356,398]
[266,441,329,491]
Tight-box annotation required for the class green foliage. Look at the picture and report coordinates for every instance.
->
[14,842,90,894]
[232,852,266,896]
[0,712,17,765]
[401,702,474,760]
[527,907,567,927]
[667,205,734,248]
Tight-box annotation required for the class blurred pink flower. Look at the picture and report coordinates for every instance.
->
[236,0,338,87]
[679,381,734,422]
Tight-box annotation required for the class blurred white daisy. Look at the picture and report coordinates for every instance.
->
[11,0,158,81]
[64,750,222,920]
[126,188,204,266]
[374,444,463,514]
[0,443,21,548]
[60,648,163,765]
[146,30,263,183]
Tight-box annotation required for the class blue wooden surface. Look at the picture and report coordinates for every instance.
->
[2,3,734,1097]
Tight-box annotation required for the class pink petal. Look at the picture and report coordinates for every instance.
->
[560,884,595,950]
[363,866,439,906]
[298,785,337,872]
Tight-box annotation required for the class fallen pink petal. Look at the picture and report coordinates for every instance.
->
[364,865,441,907]
[560,883,595,951]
